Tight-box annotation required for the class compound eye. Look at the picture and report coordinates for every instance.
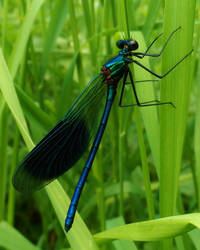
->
[116,40,125,49]
[130,40,138,50]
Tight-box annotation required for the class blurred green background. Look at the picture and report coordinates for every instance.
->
[0,0,199,249]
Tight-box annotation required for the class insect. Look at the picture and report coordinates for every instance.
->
[13,27,192,232]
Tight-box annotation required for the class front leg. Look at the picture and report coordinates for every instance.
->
[130,48,192,79]
[131,27,182,58]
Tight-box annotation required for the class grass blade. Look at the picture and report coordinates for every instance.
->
[160,0,196,248]
[8,0,45,78]
[39,0,68,81]
[46,181,99,250]
[0,222,40,250]
[94,213,200,243]
[0,50,33,149]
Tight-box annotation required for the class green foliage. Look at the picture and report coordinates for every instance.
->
[0,0,199,249]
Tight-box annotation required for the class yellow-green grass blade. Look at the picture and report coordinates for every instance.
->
[56,52,79,120]
[132,31,160,175]
[142,0,162,41]
[160,1,195,249]
[94,213,200,243]
[106,217,138,250]
[81,0,97,67]
[8,0,45,78]
[0,222,40,250]
[15,85,54,132]
[68,0,86,87]
[0,50,34,149]
[194,23,200,210]
[188,229,200,249]
[46,181,99,250]
[194,68,200,208]
[160,0,195,217]
[39,0,68,81]
[117,6,159,218]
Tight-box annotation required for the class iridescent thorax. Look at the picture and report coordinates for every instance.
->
[101,39,139,84]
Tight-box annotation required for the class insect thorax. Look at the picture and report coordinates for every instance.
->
[101,55,129,84]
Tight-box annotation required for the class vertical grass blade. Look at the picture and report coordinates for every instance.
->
[81,0,97,67]
[194,27,200,209]
[160,0,196,249]
[142,0,162,41]
[0,107,9,220]
[2,0,8,52]
[68,1,86,88]
[133,31,160,174]
[118,0,157,220]
[56,52,79,119]
[8,0,45,78]
[39,0,68,82]
[0,50,34,149]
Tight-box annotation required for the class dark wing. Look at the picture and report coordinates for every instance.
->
[13,74,108,193]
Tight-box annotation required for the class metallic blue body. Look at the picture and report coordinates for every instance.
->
[65,85,116,231]
[103,54,129,83]
[104,55,124,67]
[65,48,131,232]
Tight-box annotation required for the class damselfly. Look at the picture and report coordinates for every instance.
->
[13,27,192,232]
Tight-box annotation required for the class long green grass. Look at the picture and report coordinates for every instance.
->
[0,0,199,249]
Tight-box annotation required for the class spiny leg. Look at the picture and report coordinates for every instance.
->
[119,68,142,107]
[140,32,163,56]
[135,79,159,84]
[138,100,175,108]
[132,26,181,58]
[131,48,193,79]
[125,79,159,85]
[119,68,175,108]
[129,69,175,107]
[119,69,129,106]
[119,69,153,107]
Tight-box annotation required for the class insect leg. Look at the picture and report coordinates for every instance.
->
[132,26,182,58]
[119,69,129,106]
[131,48,192,79]
[119,68,175,108]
